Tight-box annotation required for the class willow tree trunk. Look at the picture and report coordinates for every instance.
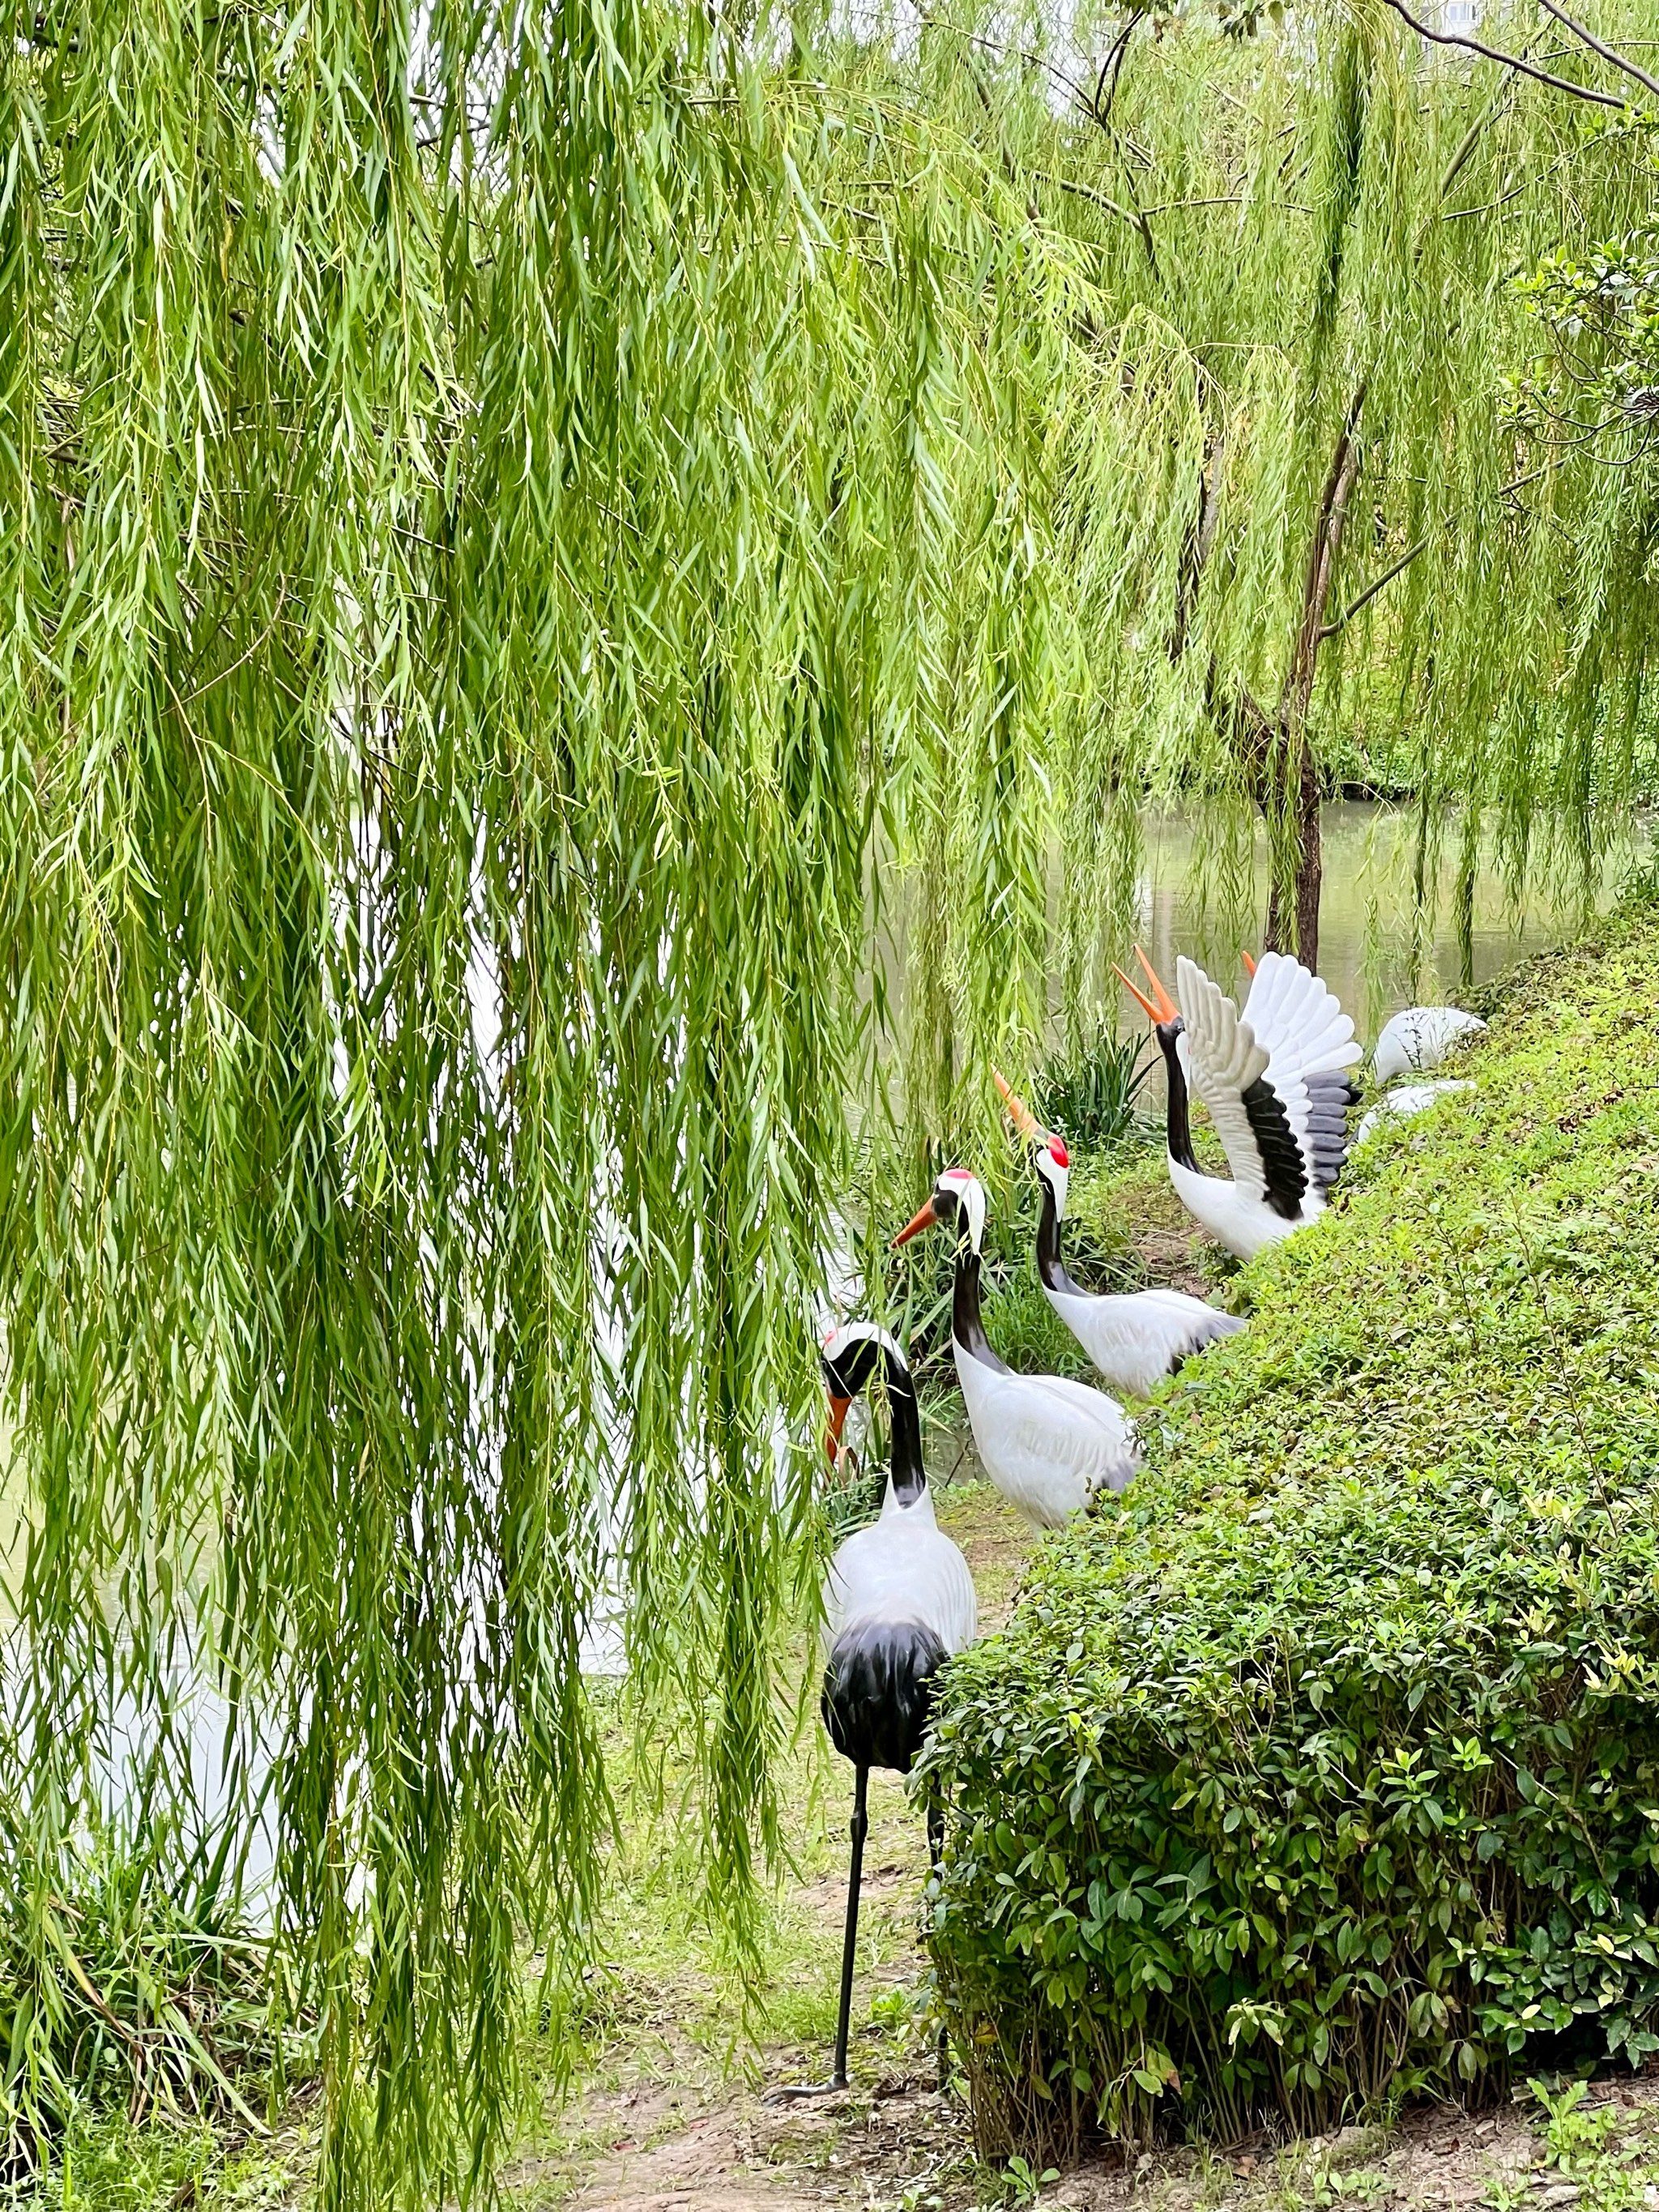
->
[1263,737,1325,971]
[1261,386,1367,972]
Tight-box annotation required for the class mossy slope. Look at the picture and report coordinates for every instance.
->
[927,910,1659,2165]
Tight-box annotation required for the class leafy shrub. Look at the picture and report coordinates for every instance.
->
[923,913,1659,2165]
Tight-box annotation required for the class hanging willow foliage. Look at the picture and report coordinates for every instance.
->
[0,0,1653,2202]
[0,0,1111,2198]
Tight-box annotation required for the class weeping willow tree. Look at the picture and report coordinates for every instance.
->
[0,0,1654,2202]
[0,0,1115,2198]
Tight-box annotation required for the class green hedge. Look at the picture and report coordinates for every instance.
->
[926,909,1659,2164]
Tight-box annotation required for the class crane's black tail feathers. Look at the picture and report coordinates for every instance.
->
[1307,1070,1365,1192]
[822,1621,949,1775]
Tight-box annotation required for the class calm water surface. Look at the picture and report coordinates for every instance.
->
[1125,801,1640,1044]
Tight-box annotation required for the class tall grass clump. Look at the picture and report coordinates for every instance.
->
[0,1813,297,2173]
[1034,1032,1154,1158]
[925,907,1659,2166]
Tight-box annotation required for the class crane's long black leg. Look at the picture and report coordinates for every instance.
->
[928,1796,948,2093]
[831,1763,870,2088]
[770,1763,868,2101]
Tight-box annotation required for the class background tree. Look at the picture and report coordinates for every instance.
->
[927,0,1659,983]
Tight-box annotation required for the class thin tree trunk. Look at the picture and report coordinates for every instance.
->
[1183,386,1369,972]
[1265,384,1367,969]
[1169,438,1222,664]
[1454,813,1478,990]
[1294,737,1324,965]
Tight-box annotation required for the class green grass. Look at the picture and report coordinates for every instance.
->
[1034,1031,1156,1158]
[0,1821,304,2175]
[24,2112,309,2212]
[926,897,1659,2165]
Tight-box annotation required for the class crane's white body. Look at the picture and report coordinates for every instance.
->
[996,1123,1247,1398]
[897,1164,1141,1530]
[1354,1078,1473,1148]
[954,1339,1138,1529]
[1043,1279,1244,1398]
[823,1479,977,1657]
[1372,1006,1486,1083]
[1171,952,1362,1262]
[1166,1150,1301,1262]
[806,1322,975,2102]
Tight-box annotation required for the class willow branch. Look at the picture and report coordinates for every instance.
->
[1091,7,1146,126]
[1068,11,1162,284]
[1036,170,1161,276]
[933,19,1093,110]
[1537,0,1659,100]
[1374,0,1635,110]
[1320,536,1430,640]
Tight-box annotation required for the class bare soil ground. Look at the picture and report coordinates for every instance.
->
[523,2023,1659,2212]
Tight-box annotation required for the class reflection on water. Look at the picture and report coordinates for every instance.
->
[1124,802,1641,1046]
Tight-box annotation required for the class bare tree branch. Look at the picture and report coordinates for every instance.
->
[1320,536,1430,640]
[1091,7,1146,126]
[1282,384,1368,729]
[1035,169,1161,276]
[1374,0,1636,110]
[1537,0,1659,100]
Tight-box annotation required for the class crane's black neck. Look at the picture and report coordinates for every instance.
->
[824,1337,927,1503]
[882,1356,927,1501]
[952,1243,1009,1375]
[1156,1023,1199,1172]
[1034,1176,1086,1298]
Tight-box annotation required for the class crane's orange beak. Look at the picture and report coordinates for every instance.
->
[992,1067,1042,1144]
[825,1394,851,1466]
[1113,944,1179,1026]
[994,1067,1065,1155]
[1240,947,1258,978]
[893,1195,940,1248]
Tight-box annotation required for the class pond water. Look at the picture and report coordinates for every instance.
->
[1123,801,1641,1047]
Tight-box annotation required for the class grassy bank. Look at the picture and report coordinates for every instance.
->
[927,900,1659,2167]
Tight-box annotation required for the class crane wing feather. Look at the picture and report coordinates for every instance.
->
[1044,1285,1247,1398]
[825,1510,978,1653]
[1239,951,1362,1192]
[1174,959,1273,1202]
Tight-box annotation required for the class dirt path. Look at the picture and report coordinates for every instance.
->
[528,2026,1659,2212]
[533,2031,1659,2212]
